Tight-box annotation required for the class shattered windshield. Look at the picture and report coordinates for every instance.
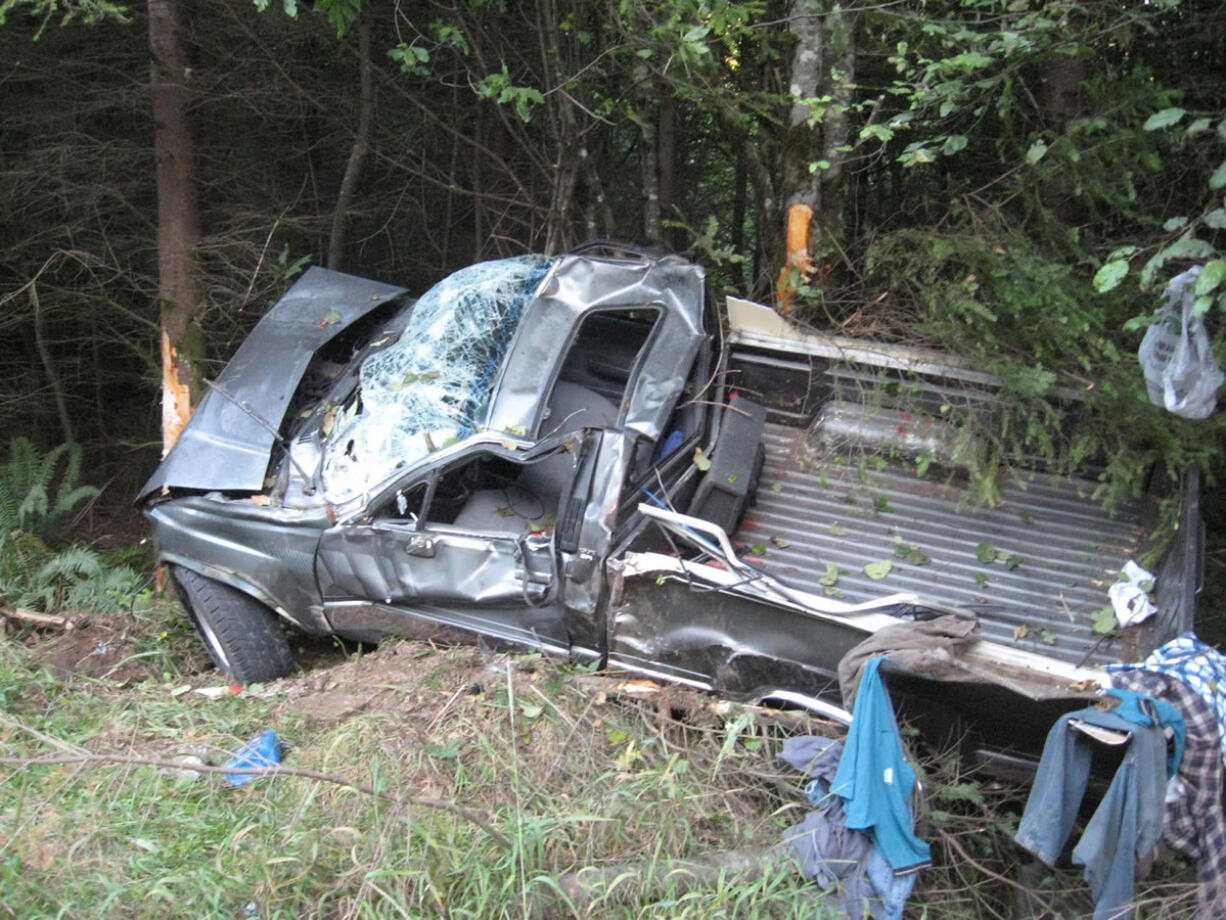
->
[322,255,556,502]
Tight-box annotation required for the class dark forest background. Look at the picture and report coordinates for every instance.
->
[1,0,1223,554]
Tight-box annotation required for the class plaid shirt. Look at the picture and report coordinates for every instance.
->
[1108,632,1226,764]
[1111,669,1226,917]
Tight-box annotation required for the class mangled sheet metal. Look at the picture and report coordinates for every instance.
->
[139,268,407,500]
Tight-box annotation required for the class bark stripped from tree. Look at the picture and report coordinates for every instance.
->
[148,0,203,454]
[777,0,857,308]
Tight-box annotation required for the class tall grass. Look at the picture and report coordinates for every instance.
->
[0,607,1203,918]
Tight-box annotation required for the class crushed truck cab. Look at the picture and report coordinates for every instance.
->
[142,245,1202,770]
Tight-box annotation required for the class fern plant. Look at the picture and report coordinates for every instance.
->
[0,437,142,615]
[0,437,99,541]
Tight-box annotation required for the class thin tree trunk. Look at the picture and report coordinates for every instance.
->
[327,17,373,271]
[581,146,616,239]
[634,61,662,246]
[658,92,677,249]
[148,0,204,454]
[816,6,857,267]
[731,145,747,258]
[30,283,74,444]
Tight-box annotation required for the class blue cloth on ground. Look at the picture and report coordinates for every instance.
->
[779,733,915,920]
[1016,707,1168,920]
[224,729,282,787]
[780,736,872,894]
[832,657,931,872]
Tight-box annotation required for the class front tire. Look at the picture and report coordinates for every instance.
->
[171,566,294,683]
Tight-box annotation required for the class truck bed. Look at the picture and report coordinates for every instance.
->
[733,420,1150,668]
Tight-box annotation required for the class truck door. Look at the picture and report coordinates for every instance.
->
[314,450,569,648]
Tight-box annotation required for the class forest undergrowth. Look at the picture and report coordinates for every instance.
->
[0,596,1207,920]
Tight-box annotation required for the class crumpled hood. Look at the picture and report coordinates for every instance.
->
[139,267,408,502]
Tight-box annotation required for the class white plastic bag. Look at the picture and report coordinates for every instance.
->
[1138,265,1225,419]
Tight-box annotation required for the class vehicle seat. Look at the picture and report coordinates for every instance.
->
[450,382,617,534]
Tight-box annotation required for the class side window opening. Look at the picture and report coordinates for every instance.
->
[387,453,564,536]
[541,308,660,437]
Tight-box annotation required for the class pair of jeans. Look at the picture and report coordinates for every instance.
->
[1015,707,1168,920]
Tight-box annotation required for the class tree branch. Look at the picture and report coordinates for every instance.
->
[0,749,510,847]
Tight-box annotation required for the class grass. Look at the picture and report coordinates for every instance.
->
[0,604,825,919]
[0,597,1206,919]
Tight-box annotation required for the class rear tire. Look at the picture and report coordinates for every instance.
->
[171,565,294,684]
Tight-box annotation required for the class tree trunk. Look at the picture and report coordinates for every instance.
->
[775,0,858,310]
[148,0,204,454]
[634,61,662,246]
[327,17,373,271]
[658,92,677,249]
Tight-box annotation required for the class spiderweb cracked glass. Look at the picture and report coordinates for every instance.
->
[322,256,555,501]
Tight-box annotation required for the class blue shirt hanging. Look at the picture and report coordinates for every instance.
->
[832,657,931,872]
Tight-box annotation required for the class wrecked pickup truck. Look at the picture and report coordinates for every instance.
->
[140,244,1201,769]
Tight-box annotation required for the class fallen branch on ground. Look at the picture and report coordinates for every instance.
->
[1,607,74,630]
[0,750,509,847]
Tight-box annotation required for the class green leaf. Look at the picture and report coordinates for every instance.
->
[975,542,998,563]
[829,523,848,536]
[749,544,766,556]
[692,448,712,472]
[863,560,892,580]
[1205,209,1226,230]
[1123,313,1159,333]
[1210,160,1226,191]
[1093,260,1130,294]
[894,543,931,565]
[319,308,343,327]
[1091,606,1117,635]
[770,482,784,493]
[770,536,790,549]
[1024,140,1048,165]
[1187,118,1212,136]
[946,51,992,71]
[1163,216,1189,232]
[860,124,894,143]
[607,729,628,743]
[1143,107,1186,131]
[942,134,967,155]
[1195,260,1226,297]
[1164,237,1215,260]
[424,738,462,759]
[819,563,840,588]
